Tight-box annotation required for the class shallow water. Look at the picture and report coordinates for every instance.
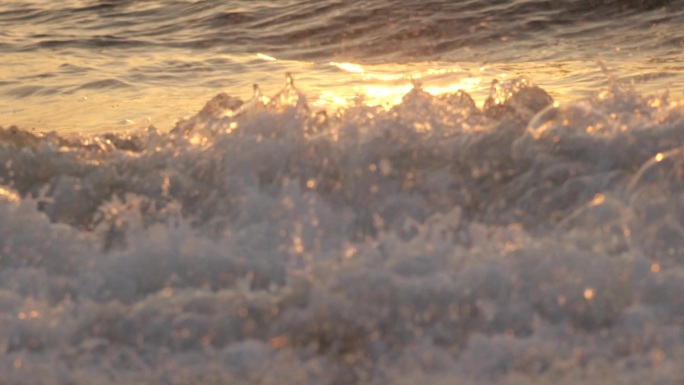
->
[2,1,684,385]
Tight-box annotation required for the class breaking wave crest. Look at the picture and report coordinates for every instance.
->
[1,76,684,384]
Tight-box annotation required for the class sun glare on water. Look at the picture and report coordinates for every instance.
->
[314,60,484,108]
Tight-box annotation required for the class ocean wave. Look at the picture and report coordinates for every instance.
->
[3,0,681,59]
[0,75,683,384]
[2,0,683,134]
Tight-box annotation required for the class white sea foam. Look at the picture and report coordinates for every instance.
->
[1,77,684,384]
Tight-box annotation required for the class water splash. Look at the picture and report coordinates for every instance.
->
[1,76,684,384]
[268,72,308,113]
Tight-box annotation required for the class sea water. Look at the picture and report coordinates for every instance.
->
[1,1,684,384]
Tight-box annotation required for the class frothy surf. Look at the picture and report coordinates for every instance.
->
[1,74,684,384]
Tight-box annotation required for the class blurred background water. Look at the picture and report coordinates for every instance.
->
[0,0,682,132]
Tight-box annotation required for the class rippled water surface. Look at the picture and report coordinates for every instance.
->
[2,1,684,385]
[1,0,683,131]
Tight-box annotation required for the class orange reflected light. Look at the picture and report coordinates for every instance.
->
[651,263,661,273]
[590,193,605,206]
[424,78,481,95]
[256,53,277,62]
[363,73,412,81]
[0,187,20,202]
[320,61,482,109]
[361,84,414,106]
[313,92,350,107]
[330,62,365,73]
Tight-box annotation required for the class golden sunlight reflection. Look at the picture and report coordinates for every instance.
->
[3,48,679,133]
[330,62,364,74]
[256,53,277,62]
[320,61,484,109]
[0,187,20,203]
[360,84,414,106]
